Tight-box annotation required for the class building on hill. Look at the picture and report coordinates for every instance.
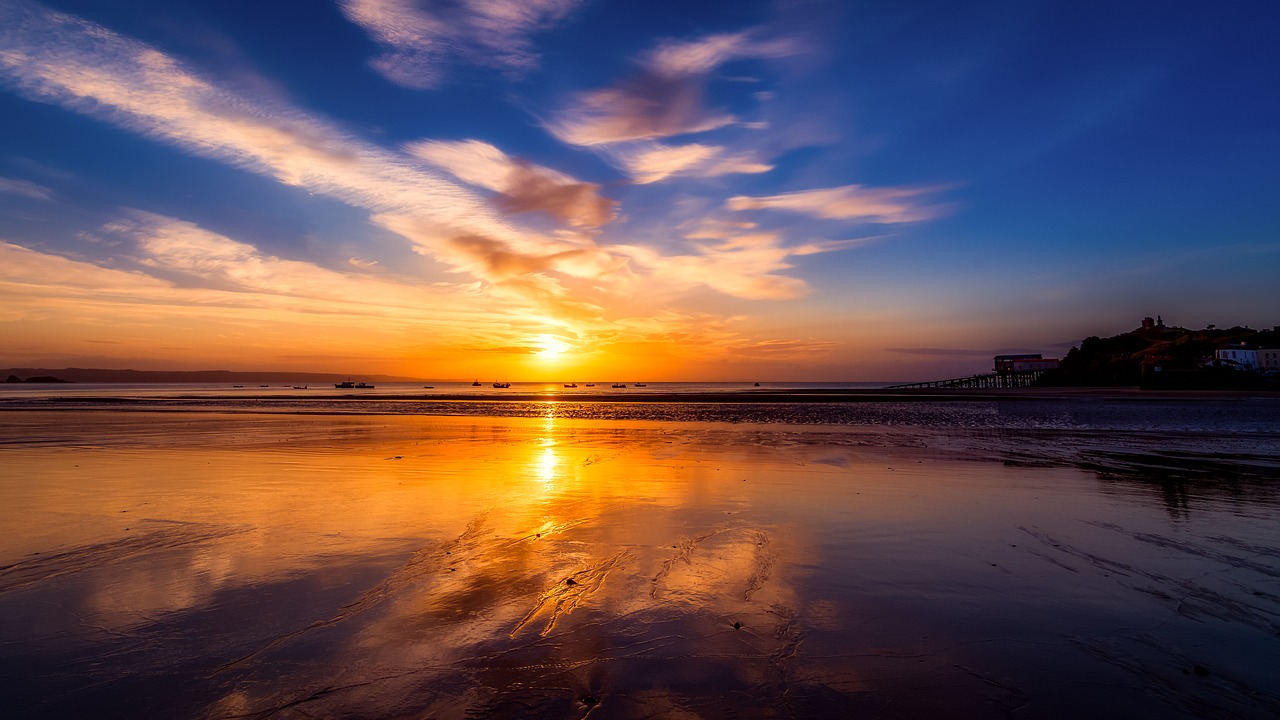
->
[1216,344,1258,370]
[1259,348,1280,373]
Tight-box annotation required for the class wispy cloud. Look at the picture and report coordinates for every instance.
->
[0,176,54,200]
[728,338,837,359]
[407,139,616,228]
[613,142,772,184]
[614,224,864,301]
[0,212,544,351]
[884,347,995,357]
[0,1,867,376]
[548,28,799,147]
[643,31,798,77]
[337,0,583,89]
[0,2,633,320]
[727,184,946,223]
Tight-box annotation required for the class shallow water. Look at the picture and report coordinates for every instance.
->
[1,410,1278,718]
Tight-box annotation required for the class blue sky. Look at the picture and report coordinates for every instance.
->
[1,0,1277,380]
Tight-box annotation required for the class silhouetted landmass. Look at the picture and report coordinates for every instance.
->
[0,369,427,384]
[1039,323,1278,389]
[5,374,72,384]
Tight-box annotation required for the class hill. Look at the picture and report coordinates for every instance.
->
[1044,322,1278,389]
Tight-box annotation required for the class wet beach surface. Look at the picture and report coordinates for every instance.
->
[1,407,1279,718]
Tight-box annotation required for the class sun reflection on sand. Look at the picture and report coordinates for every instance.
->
[3,411,1279,718]
[534,446,560,486]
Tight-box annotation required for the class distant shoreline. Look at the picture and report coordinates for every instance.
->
[3,386,1277,407]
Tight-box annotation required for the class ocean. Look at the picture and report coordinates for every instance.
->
[1,389,1278,718]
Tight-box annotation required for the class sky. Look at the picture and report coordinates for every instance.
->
[1,0,1278,381]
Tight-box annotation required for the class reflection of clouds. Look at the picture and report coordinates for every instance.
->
[86,541,231,628]
[7,415,821,716]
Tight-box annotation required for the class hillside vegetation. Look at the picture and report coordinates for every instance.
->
[1045,323,1278,389]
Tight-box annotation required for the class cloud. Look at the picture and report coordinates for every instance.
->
[884,347,996,357]
[612,225,865,301]
[613,142,772,184]
[548,28,799,147]
[727,338,837,359]
[0,3,637,320]
[407,139,616,227]
[107,211,484,316]
[0,176,53,200]
[0,1,869,376]
[549,80,737,147]
[337,0,583,89]
[727,184,945,223]
[643,31,798,77]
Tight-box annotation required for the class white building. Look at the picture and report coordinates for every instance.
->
[1258,348,1280,373]
[1216,344,1258,370]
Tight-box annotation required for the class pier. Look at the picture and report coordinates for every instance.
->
[885,369,1051,390]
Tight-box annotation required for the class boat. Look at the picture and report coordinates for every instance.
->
[292,385,308,389]
[334,381,375,388]
[634,383,647,387]
[422,385,434,389]
[471,380,482,386]
[564,383,577,388]
[754,382,761,387]
[585,383,595,387]
[232,385,243,388]
[493,382,510,388]
[611,383,626,388]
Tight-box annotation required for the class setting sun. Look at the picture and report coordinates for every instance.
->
[535,335,571,360]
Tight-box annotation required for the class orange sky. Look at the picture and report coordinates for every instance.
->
[4,1,1276,381]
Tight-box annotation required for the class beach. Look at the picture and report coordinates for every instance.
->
[2,401,1279,718]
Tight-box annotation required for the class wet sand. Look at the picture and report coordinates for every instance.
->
[1,410,1279,718]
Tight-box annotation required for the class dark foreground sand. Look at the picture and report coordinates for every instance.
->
[1,410,1278,718]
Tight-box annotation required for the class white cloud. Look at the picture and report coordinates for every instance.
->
[0,176,54,200]
[0,2,634,319]
[727,184,945,223]
[610,224,865,302]
[612,142,772,184]
[644,31,797,77]
[337,0,583,88]
[617,143,717,184]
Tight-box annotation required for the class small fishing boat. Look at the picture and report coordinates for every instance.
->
[493,382,511,388]
[471,380,482,386]
[564,383,577,388]
[335,380,374,388]
[611,383,626,388]
[585,383,595,387]
[292,385,308,389]
[422,385,434,389]
[634,383,647,387]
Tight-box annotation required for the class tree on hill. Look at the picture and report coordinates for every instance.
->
[1046,322,1277,387]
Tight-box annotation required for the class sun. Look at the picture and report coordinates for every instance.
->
[535,334,571,360]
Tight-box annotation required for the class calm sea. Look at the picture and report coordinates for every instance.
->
[2,381,1279,434]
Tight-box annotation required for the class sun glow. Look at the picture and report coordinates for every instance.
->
[535,334,571,360]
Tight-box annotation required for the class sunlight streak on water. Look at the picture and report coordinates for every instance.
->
[0,410,1277,718]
